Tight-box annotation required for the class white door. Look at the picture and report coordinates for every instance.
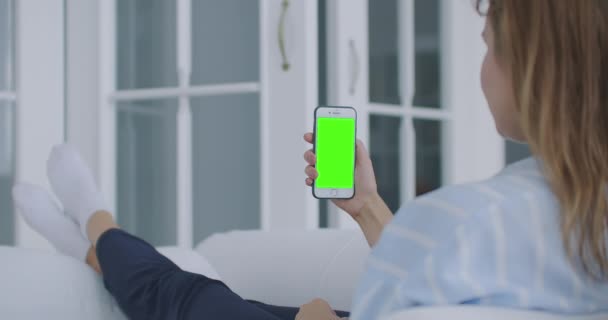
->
[96,0,319,248]
[324,0,504,227]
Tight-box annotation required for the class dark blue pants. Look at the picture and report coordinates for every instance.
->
[96,229,349,320]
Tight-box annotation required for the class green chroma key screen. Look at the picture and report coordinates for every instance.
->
[315,117,356,188]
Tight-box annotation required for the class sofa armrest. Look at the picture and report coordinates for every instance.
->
[196,229,369,311]
[0,246,127,320]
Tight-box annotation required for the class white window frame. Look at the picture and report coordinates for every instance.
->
[326,0,504,228]
[14,0,65,248]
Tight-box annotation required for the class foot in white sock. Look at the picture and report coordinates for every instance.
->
[47,144,109,238]
[12,183,90,261]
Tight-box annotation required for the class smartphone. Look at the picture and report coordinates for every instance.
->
[313,106,357,199]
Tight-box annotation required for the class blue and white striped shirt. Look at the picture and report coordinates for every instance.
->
[351,158,608,319]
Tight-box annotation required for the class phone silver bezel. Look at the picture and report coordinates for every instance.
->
[313,106,357,199]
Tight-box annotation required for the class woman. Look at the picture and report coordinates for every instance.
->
[12,0,608,319]
[348,0,608,317]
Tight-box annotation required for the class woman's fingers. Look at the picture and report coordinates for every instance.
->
[303,134,317,187]
[355,139,367,154]
[305,178,313,186]
[304,132,314,144]
[355,139,370,165]
[305,165,318,179]
[303,149,316,165]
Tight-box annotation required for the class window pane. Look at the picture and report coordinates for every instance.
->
[117,100,178,246]
[191,94,260,245]
[0,0,13,91]
[117,0,178,89]
[368,0,401,105]
[0,102,14,245]
[368,0,441,108]
[370,115,401,212]
[0,0,14,245]
[191,0,259,85]
[414,119,442,196]
[506,141,531,164]
[413,0,441,108]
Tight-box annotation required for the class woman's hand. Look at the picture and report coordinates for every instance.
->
[303,132,378,220]
[295,299,343,320]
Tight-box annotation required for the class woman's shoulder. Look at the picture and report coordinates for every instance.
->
[392,156,557,239]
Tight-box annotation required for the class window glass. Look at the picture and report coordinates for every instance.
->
[116,100,178,246]
[368,0,400,105]
[0,0,13,91]
[414,119,442,195]
[506,141,531,164]
[0,0,14,245]
[0,102,14,245]
[191,94,261,245]
[191,0,259,85]
[369,0,441,108]
[117,0,178,89]
[413,0,441,108]
[370,115,402,212]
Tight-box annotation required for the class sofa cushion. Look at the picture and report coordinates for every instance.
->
[197,229,369,311]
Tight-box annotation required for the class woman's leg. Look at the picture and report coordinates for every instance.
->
[249,301,350,319]
[87,212,350,319]
[47,145,350,319]
[88,211,289,320]
[14,182,289,319]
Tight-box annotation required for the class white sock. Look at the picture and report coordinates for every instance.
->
[12,183,90,261]
[47,144,109,238]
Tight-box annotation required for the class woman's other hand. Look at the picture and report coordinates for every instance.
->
[295,299,341,320]
[303,132,378,220]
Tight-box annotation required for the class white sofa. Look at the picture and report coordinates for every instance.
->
[0,229,605,320]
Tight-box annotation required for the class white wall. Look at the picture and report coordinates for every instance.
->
[441,0,504,185]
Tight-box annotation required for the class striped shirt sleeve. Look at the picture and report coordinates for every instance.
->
[352,158,608,317]
[351,184,488,319]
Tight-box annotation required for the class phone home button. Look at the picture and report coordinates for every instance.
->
[331,189,338,197]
